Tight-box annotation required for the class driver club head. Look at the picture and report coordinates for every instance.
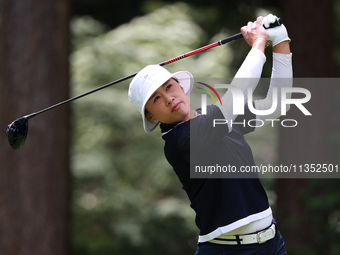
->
[6,117,29,150]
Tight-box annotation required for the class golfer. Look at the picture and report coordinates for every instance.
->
[129,14,292,255]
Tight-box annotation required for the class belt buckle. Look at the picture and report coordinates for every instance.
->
[256,225,275,244]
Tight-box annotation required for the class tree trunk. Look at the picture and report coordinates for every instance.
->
[0,0,70,254]
[276,0,339,254]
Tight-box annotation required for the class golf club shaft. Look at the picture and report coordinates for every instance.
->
[25,34,242,119]
[26,72,137,119]
[26,17,282,119]
[159,33,243,66]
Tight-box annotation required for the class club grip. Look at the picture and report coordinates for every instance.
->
[218,17,283,45]
[265,17,282,28]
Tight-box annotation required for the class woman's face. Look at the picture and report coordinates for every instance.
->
[145,78,191,125]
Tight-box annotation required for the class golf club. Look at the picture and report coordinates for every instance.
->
[6,17,282,150]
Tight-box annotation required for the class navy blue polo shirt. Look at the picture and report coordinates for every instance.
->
[160,104,271,242]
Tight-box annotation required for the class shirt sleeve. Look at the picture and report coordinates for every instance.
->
[253,52,293,129]
[217,49,266,132]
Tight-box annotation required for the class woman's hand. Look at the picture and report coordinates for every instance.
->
[241,16,267,53]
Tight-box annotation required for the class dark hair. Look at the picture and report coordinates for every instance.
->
[172,76,179,83]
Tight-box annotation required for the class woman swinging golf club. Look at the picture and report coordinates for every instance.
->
[129,14,292,255]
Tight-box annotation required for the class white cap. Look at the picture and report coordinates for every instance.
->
[128,65,194,132]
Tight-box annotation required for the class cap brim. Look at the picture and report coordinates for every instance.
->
[172,71,194,95]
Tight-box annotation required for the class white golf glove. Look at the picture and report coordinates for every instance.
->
[262,14,291,46]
